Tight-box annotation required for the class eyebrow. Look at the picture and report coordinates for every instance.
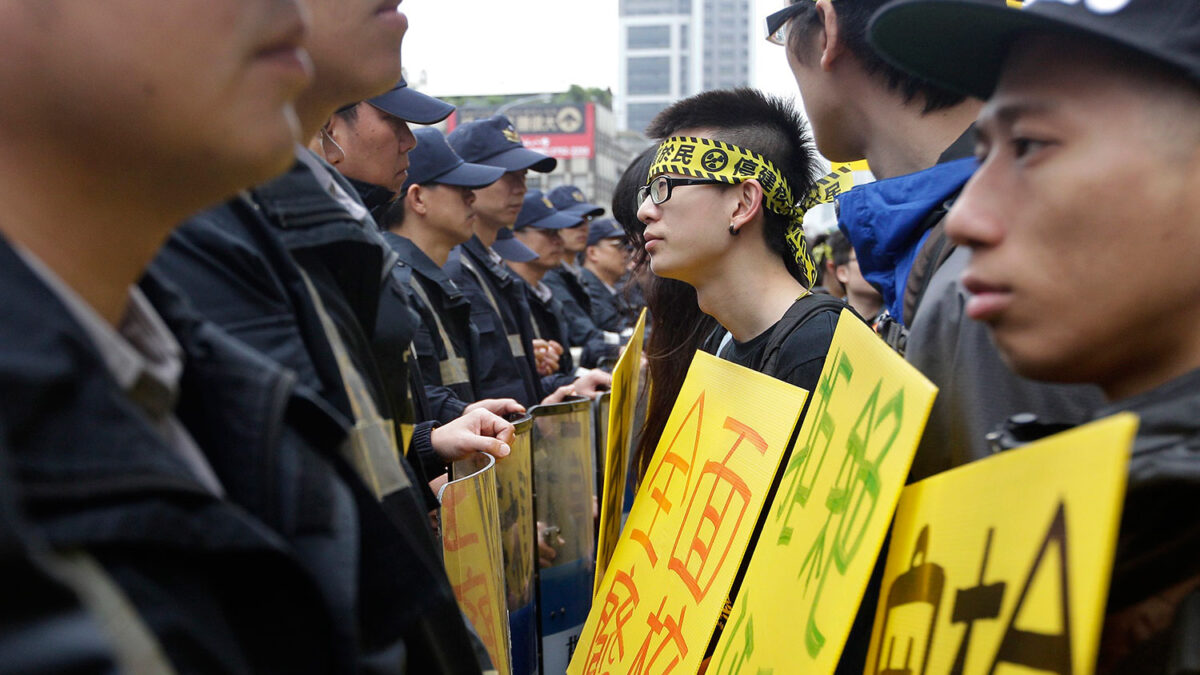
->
[978,97,1061,130]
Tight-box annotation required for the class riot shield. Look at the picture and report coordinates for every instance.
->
[495,414,538,675]
[530,397,596,674]
[592,391,610,499]
[440,452,511,675]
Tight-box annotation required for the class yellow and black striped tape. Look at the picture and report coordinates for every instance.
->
[650,136,833,287]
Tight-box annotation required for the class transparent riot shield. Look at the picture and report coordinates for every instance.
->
[494,414,538,675]
[530,397,596,674]
[440,452,511,675]
[592,391,611,498]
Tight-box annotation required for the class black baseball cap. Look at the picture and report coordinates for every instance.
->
[869,0,1200,100]
[514,190,583,231]
[492,227,539,262]
[447,115,558,173]
[586,218,625,247]
[547,185,604,219]
[402,127,505,193]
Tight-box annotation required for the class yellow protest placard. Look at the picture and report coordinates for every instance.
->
[712,310,938,673]
[594,309,647,595]
[440,453,511,675]
[865,413,1135,675]
[569,350,810,675]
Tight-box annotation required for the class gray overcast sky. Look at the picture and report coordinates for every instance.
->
[401,0,800,102]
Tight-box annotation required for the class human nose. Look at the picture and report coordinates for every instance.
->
[945,167,1006,250]
[396,120,416,154]
[636,195,658,224]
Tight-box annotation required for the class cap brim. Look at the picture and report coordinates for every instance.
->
[476,146,557,173]
[524,210,584,230]
[562,202,605,218]
[869,0,1062,100]
[369,87,456,124]
[492,235,540,262]
[434,162,506,189]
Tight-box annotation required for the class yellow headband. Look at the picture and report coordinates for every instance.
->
[649,136,822,286]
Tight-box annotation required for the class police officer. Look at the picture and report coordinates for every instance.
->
[544,185,624,368]
[446,116,610,405]
[508,190,593,389]
[580,218,637,335]
[378,127,525,428]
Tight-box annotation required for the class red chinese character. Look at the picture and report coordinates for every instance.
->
[630,598,688,675]
[630,392,704,566]
[668,417,767,603]
[582,568,640,675]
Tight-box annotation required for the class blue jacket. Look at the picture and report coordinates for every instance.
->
[445,236,542,405]
[836,157,976,325]
[151,156,483,673]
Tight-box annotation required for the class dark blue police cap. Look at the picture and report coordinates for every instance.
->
[354,78,455,124]
[403,127,505,193]
[447,115,557,173]
[586,218,625,247]
[492,227,539,262]
[514,190,583,231]
[547,185,604,219]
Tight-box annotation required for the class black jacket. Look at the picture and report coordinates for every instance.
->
[516,275,577,394]
[544,265,620,368]
[1,237,346,673]
[382,233,479,422]
[445,236,542,405]
[579,267,634,334]
[151,155,482,673]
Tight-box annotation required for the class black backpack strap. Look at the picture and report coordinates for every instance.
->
[760,294,857,377]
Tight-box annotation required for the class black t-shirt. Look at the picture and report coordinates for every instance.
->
[717,299,841,393]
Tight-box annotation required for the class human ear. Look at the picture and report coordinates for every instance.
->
[815,0,844,72]
[728,180,764,233]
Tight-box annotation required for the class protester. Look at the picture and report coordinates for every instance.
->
[870,0,1200,668]
[771,0,1102,481]
[637,88,846,392]
[827,230,883,325]
[615,147,719,482]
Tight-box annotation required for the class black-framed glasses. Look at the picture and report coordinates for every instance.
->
[765,3,808,46]
[638,175,731,206]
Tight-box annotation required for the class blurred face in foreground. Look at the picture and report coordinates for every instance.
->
[946,34,1200,400]
[0,0,313,204]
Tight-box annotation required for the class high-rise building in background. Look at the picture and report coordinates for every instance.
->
[616,0,754,134]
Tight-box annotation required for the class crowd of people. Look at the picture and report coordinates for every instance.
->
[0,0,1196,672]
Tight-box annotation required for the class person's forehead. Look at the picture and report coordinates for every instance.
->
[982,35,1128,129]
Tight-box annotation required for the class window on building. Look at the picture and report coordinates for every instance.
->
[627,102,667,134]
[627,56,671,95]
[627,25,670,49]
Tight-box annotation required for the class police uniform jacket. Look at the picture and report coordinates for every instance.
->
[445,236,542,406]
[579,267,633,334]
[544,265,620,368]
[514,275,577,393]
[150,152,483,674]
[0,236,355,673]
[382,233,480,423]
